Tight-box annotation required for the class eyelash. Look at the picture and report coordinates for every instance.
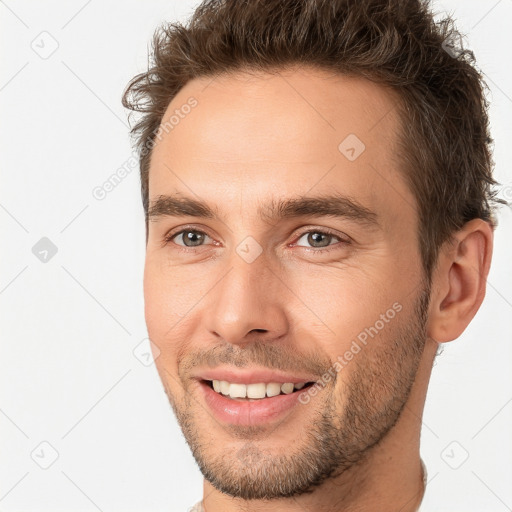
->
[162,226,350,254]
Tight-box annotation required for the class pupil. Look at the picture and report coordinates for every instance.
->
[308,232,330,247]
[184,231,204,247]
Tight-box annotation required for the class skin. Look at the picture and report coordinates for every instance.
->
[144,66,493,512]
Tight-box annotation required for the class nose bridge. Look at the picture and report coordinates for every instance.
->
[205,247,288,344]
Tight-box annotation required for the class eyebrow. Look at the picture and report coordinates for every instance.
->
[147,193,379,228]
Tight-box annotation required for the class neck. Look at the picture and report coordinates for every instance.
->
[201,340,437,512]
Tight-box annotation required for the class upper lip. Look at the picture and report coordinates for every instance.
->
[194,367,318,385]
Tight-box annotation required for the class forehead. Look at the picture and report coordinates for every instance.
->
[148,66,416,226]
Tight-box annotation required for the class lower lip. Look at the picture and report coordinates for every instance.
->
[197,380,313,426]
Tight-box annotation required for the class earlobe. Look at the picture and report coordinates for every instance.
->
[427,219,494,343]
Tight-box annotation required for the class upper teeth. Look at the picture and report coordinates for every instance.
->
[212,380,307,399]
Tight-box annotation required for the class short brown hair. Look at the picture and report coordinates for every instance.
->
[122,0,503,276]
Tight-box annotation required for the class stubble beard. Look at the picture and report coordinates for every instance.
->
[164,284,431,500]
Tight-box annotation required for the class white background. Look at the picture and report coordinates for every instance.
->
[0,1,511,511]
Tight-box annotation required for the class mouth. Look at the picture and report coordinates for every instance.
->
[203,379,316,401]
[197,379,318,426]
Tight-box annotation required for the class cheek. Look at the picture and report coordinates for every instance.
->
[144,262,190,392]
[144,257,197,329]
[143,256,215,363]
[143,261,174,341]
[287,265,399,351]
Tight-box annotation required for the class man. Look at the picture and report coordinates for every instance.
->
[122,1,501,510]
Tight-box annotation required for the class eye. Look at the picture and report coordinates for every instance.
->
[167,229,213,247]
[162,227,348,253]
[294,229,346,250]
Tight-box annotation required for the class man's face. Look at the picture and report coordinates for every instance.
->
[145,67,431,499]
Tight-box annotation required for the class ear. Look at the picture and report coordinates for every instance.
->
[427,219,494,343]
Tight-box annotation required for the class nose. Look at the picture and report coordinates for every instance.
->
[204,251,289,345]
